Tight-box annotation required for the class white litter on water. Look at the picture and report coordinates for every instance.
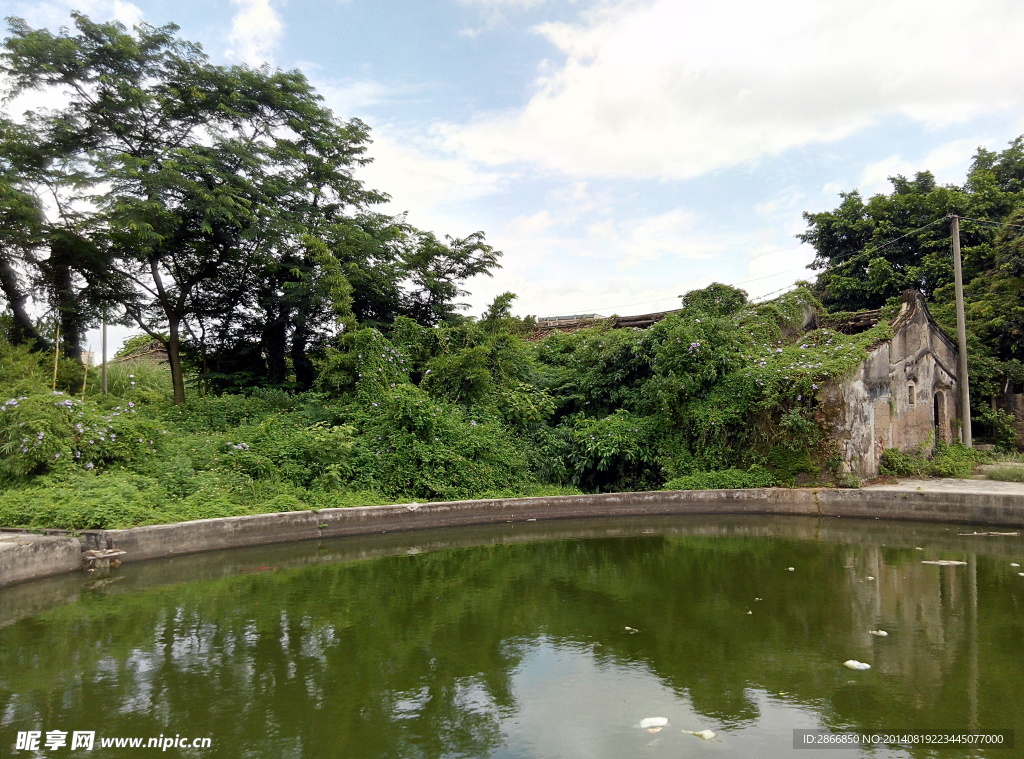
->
[637,717,668,732]
[959,531,1019,536]
[867,576,875,580]
[868,630,888,637]
[921,560,968,566]
[625,626,638,633]
[787,567,795,571]
[843,660,871,670]
[1012,563,1020,567]
[683,729,717,740]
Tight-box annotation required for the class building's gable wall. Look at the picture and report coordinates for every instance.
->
[824,294,959,478]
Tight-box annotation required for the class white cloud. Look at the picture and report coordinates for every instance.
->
[755,188,807,221]
[458,0,551,6]
[741,245,817,301]
[856,138,985,196]
[589,208,716,270]
[355,126,508,232]
[226,0,284,66]
[5,0,144,31]
[463,194,812,316]
[439,0,1024,181]
[110,0,144,27]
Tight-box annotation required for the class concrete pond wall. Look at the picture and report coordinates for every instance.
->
[3,485,1024,588]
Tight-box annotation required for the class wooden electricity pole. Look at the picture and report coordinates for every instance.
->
[950,214,972,446]
[101,310,108,395]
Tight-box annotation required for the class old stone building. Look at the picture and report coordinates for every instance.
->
[820,290,959,477]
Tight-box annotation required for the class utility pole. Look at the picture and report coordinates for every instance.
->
[950,214,972,446]
[101,309,108,395]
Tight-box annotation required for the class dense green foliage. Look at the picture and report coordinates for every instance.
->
[0,15,500,403]
[1,281,899,529]
[800,137,1024,440]
[879,441,991,479]
[2,14,1022,530]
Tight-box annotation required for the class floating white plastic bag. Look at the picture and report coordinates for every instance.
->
[683,729,716,740]
[843,660,871,670]
[636,717,669,733]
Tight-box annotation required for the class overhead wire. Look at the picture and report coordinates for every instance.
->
[957,214,1024,233]
[540,212,1018,318]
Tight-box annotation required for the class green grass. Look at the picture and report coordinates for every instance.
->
[984,465,1024,483]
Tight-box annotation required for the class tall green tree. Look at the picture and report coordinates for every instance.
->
[0,119,46,349]
[3,14,504,399]
[1,14,385,402]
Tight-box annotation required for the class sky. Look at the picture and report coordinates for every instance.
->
[6,0,1024,332]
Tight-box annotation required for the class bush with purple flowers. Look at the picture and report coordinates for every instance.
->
[0,391,163,481]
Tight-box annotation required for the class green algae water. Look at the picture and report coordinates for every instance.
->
[1,515,1023,758]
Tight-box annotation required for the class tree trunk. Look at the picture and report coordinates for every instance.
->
[52,262,85,362]
[0,257,44,348]
[262,314,288,386]
[167,318,187,405]
[291,318,315,390]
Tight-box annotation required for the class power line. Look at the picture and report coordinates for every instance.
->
[826,217,948,273]
[538,212,1014,319]
[544,265,813,316]
[958,215,1024,232]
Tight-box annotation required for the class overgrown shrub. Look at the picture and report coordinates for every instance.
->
[90,361,173,405]
[973,407,1018,452]
[928,441,990,478]
[564,411,661,491]
[663,465,777,490]
[880,441,990,478]
[0,391,164,482]
[985,465,1024,482]
[879,447,928,476]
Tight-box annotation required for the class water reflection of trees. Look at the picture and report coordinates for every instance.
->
[0,525,1022,757]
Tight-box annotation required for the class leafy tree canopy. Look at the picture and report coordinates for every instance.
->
[0,14,501,402]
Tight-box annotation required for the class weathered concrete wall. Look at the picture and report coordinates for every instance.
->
[4,485,1024,588]
[76,488,822,563]
[0,532,83,586]
[825,294,959,477]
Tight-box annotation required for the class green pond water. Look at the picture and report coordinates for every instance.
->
[1,515,1023,758]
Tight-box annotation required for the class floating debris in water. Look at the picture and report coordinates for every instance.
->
[843,660,871,670]
[921,560,968,566]
[958,531,1019,537]
[869,630,888,637]
[1011,563,1020,567]
[787,567,795,571]
[624,626,639,633]
[746,611,753,615]
[637,717,668,732]
[683,729,716,740]
[867,576,875,580]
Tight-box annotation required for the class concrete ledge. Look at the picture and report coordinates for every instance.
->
[69,488,821,565]
[3,484,1024,588]
[0,532,83,586]
[818,488,1024,526]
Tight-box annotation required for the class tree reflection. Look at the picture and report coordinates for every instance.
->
[0,526,1022,757]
